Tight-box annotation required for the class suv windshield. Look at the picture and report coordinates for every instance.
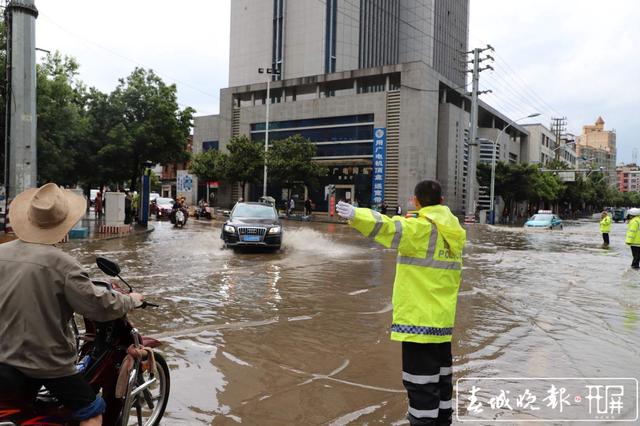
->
[232,203,276,220]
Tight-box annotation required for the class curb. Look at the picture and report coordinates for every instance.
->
[72,224,155,243]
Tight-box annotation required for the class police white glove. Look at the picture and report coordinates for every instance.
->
[336,201,356,220]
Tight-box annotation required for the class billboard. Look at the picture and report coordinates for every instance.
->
[371,128,386,205]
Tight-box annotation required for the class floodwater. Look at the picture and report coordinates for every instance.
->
[65,217,640,425]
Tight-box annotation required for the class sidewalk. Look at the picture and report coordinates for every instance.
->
[1,213,154,245]
[282,213,348,225]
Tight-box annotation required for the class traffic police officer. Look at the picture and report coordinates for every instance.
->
[600,210,612,247]
[336,179,466,426]
[625,208,640,268]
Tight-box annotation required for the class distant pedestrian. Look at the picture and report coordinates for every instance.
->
[94,191,103,219]
[304,198,312,216]
[395,204,403,216]
[380,200,388,216]
[124,191,133,225]
[335,180,466,425]
[288,198,295,216]
[625,208,640,268]
[600,210,611,247]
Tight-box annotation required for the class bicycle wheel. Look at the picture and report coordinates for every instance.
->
[119,352,170,426]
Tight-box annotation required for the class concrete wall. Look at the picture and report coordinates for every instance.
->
[336,0,360,72]
[437,102,469,214]
[192,115,220,154]
[229,0,272,87]
[522,123,556,165]
[283,0,326,79]
[397,62,440,210]
[433,0,468,87]
[399,0,435,66]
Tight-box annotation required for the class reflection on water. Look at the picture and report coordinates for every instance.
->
[64,218,640,424]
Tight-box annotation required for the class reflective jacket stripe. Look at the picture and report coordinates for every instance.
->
[402,372,440,384]
[390,220,403,249]
[426,222,438,258]
[369,210,384,238]
[440,400,453,409]
[408,406,438,419]
[391,324,453,336]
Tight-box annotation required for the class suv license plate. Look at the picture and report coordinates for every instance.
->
[243,235,261,242]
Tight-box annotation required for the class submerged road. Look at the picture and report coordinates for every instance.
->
[65,217,640,425]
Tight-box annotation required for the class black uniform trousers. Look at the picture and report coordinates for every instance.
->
[402,341,453,426]
[631,246,640,268]
[602,233,609,245]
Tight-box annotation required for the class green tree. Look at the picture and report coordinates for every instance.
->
[531,169,564,207]
[36,52,89,186]
[109,67,194,190]
[267,135,326,201]
[190,149,224,182]
[221,135,264,198]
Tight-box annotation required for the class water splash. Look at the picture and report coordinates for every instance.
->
[282,227,362,257]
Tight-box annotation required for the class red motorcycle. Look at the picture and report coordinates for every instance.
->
[0,257,170,426]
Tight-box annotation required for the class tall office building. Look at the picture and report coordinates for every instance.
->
[229,0,468,87]
[194,0,528,214]
[576,117,617,186]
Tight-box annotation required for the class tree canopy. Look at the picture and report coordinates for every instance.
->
[267,135,326,199]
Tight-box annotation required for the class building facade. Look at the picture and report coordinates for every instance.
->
[229,0,468,87]
[195,0,534,215]
[616,164,640,193]
[576,117,616,185]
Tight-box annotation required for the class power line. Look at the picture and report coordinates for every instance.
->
[469,36,562,117]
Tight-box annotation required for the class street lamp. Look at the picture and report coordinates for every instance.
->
[258,67,280,198]
[489,112,540,224]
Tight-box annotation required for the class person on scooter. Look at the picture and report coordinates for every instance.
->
[0,183,144,426]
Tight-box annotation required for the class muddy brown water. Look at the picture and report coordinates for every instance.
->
[64,218,640,425]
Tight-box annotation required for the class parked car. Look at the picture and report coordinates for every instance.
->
[221,202,282,250]
[524,210,563,230]
[612,208,627,223]
[155,197,175,220]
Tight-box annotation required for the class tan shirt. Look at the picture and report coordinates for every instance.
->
[0,240,137,378]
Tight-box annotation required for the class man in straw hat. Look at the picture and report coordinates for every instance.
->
[0,183,144,426]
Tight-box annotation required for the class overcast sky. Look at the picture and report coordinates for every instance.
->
[35,0,639,162]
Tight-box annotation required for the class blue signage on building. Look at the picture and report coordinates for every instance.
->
[371,128,386,205]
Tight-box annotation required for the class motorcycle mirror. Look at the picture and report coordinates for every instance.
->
[96,257,121,277]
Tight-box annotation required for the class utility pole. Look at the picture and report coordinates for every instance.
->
[551,116,567,163]
[257,67,280,198]
[3,0,38,232]
[465,45,494,223]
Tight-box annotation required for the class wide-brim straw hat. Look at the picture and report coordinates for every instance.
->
[9,183,86,244]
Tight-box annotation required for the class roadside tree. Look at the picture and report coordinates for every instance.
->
[221,135,264,198]
[267,135,326,201]
[109,67,194,191]
[36,53,89,186]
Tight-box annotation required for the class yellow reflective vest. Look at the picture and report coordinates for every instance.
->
[350,204,466,343]
[625,217,640,246]
[600,215,612,233]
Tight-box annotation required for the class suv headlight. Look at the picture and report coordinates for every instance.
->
[268,226,281,234]
[224,225,236,233]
